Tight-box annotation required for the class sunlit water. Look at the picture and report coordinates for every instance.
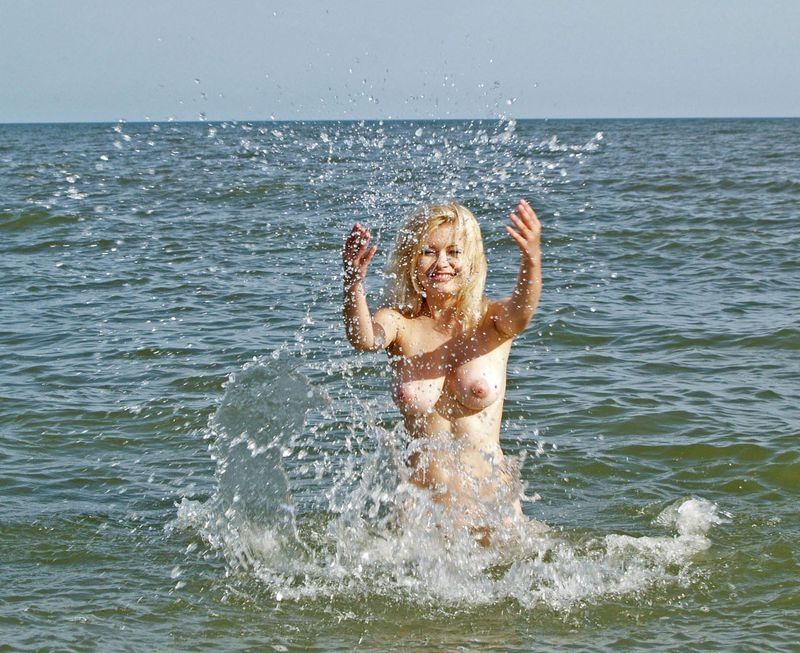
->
[2,119,798,650]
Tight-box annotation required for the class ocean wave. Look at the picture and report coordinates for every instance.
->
[0,208,81,232]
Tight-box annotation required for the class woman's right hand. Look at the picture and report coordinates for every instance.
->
[343,223,378,287]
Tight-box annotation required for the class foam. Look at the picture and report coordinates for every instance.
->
[170,358,725,611]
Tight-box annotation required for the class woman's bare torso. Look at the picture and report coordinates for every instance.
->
[387,309,519,519]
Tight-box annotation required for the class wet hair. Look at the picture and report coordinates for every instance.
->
[387,201,487,331]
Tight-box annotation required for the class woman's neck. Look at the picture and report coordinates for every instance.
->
[420,293,460,331]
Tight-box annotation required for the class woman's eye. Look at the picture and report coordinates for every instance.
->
[449,249,462,256]
[420,248,434,256]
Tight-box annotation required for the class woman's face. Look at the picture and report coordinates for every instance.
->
[415,224,466,296]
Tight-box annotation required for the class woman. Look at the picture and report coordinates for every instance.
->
[342,200,542,543]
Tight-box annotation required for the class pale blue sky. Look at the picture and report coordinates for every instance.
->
[1,0,798,123]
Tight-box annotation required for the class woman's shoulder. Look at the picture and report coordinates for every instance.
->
[481,299,505,323]
[485,298,505,313]
[373,307,410,350]
[374,306,407,326]
[480,299,518,340]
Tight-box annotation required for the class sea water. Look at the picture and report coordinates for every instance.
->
[1,119,798,650]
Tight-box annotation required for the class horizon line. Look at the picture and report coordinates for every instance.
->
[1,115,798,127]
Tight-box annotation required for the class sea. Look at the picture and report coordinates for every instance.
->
[1,118,798,651]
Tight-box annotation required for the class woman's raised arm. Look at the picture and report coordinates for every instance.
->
[342,224,399,351]
[490,200,542,338]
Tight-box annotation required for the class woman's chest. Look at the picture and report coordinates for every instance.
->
[390,325,511,415]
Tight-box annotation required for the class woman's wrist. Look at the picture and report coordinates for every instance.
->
[343,277,364,294]
[521,250,541,268]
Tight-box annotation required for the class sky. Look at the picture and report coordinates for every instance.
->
[1,0,798,123]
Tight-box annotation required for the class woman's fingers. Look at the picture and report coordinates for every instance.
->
[362,244,378,268]
[517,200,541,234]
[505,225,526,248]
[346,225,369,246]
[509,211,532,237]
[345,225,371,259]
[507,201,542,257]
[516,201,536,224]
[355,242,372,267]
[344,223,376,281]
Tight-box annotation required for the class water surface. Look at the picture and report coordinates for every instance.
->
[1,118,798,651]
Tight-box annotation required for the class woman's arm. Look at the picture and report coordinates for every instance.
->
[490,199,542,338]
[342,224,399,351]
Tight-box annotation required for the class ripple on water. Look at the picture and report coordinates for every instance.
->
[0,208,82,231]
[2,119,799,648]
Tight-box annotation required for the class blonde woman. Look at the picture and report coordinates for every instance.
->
[342,200,542,542]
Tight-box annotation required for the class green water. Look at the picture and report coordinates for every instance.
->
[1,119,798,651]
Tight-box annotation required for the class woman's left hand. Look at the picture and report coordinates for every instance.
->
[505,199,541,264]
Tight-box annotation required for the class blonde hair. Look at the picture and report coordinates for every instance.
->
[387,202,487,331]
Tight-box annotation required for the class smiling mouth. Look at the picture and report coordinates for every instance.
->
[429,273,456,282]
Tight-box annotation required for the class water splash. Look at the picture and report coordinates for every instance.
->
[172,356,724,612]
[176,355,325,568]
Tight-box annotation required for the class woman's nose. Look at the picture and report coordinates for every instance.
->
[435,251,450,267]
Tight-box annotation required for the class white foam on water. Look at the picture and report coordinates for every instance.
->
[170,357,726,612]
